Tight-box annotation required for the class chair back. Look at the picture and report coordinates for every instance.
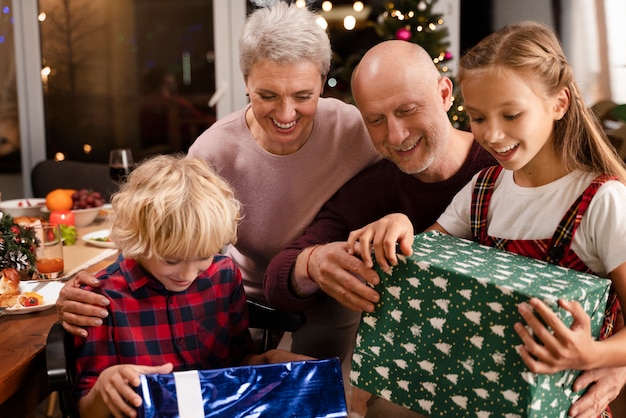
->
[46,322,79,418]
[31,160,117,202]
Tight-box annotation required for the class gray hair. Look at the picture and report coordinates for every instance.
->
[239,2,331,80]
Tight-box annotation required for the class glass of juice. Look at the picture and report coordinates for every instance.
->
[34,223,64,279]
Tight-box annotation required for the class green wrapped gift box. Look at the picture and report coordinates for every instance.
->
[351,231,611,417]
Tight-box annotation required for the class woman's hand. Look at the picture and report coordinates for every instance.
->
[346,213,414,273]
[56,270,110,338]
[80,363,174,418]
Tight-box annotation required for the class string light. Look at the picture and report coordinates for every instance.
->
[316,16,328,29]
[344,15,356,30]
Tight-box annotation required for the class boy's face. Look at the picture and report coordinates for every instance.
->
[140,256,214,292]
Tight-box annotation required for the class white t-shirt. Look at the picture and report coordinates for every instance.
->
[437,168,626,276]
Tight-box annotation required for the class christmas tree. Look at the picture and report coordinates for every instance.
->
[326,0,468,130]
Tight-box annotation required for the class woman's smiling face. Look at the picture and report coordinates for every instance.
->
[245,60,324,155]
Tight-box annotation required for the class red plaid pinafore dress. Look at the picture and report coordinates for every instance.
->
[470,165,622,418]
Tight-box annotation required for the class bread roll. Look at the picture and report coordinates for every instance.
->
[0,268,19,295]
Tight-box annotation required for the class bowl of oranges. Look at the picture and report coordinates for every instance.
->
[45,189,106,228]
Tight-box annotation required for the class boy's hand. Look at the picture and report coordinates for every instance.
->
[91,363,174,418]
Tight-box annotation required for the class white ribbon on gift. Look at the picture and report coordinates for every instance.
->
[174,370,205,418]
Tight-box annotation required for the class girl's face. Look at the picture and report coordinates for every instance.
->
[462,69,568,184]
[245,60,324,155]
[140,256,214,292]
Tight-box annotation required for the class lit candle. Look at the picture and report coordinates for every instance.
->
[49,209,75,226]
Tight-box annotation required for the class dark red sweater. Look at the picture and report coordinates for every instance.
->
[264,141,496,311]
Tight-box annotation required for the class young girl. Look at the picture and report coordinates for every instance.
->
[347,22,626,417]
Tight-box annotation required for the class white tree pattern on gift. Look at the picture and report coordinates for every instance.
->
[351,231,610,418]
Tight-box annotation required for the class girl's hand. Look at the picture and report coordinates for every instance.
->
[346,213,414,273]
[89,363,174,418]
[514,298,596,373]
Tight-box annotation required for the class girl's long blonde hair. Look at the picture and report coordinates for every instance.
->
[459,21,626,183]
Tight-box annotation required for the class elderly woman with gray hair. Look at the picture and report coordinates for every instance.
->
[56,0,379,377]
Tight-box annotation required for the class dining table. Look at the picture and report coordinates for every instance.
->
[0,211,117,417]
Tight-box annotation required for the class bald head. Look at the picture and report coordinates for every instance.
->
[352,41,440,106]
[348,40,465,180]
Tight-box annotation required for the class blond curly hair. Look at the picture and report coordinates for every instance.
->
[109,154,241,261]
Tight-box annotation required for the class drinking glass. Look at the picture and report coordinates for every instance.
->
[109,148,134,184]
[34,223,64,279]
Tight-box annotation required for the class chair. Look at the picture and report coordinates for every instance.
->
[45,299,306,418]
[31,160,118,202]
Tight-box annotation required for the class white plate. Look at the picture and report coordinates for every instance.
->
[5,280,64,314]
[82,229,116,248]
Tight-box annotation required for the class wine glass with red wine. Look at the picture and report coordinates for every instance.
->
[109,148,134,184]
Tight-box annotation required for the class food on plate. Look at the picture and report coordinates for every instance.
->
[71,189,106,210]
[89,235,111,243]
[0,268,20,307]
[19,291,44,307]
[60,224,77,245]
[0,268,45,309]
[0,291,44,309]
[46,188,76,211]
[16,199,44,208]
[0,268,19,294]
[13,216,43,227]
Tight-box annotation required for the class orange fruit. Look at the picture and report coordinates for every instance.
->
[46,188,74,211]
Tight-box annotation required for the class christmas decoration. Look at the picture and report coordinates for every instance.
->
[0,213,39,276]
[395,27,412,41]
[326,0,469,130]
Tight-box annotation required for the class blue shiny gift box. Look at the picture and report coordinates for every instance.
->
[136,358,347,418]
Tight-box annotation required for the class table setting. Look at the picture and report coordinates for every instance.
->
[0,190,119,414]
[0,188,118,316]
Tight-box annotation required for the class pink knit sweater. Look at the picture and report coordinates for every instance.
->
[188,97,380,300]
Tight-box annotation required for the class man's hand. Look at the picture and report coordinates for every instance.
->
[306,241,382,313]
[56,270,110,337]
[569,366,626,418]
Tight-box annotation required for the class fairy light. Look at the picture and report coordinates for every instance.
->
[353,1,364,12]
[316,16,328,30]
[344,15,356,30]
[322,1,332,12]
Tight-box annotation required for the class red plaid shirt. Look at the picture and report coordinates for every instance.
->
[74,254,257,400]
